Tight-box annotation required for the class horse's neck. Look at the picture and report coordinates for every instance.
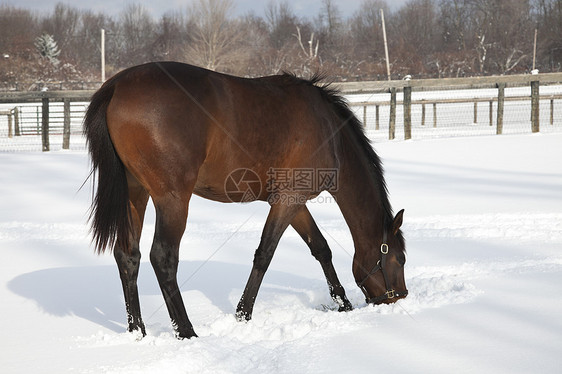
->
[333,150,386,248]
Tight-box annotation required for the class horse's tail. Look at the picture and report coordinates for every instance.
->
[83,79,130,254]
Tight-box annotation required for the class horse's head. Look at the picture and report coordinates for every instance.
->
[353,209,408,305]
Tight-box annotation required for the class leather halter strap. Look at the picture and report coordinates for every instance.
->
[356,231,408,304]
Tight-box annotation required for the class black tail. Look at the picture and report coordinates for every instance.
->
[84,80,130,254]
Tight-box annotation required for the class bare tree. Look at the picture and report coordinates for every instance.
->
[185,0,242,71]
[237,13,275,76]
[154,12,188,61]
[349,0,390,77]
[533,0,562,71]
[398,0,439,54]
[75,11,112,74]
[294,26,319,62]
[439,0,470,51]
[1,0,559,86]
[468,0,532,74]
[265,0,298,49]
[117,3,155,66]
[318,0,342,43]
[0,5,38,58]
[393,0,440,76]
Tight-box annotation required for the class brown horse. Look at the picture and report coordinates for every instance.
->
[84,62,407,339]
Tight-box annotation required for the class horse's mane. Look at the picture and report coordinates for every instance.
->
[280,72,400,240]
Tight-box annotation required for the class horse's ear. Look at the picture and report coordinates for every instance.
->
[392,209,404,235]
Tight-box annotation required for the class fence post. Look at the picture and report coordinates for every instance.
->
[8,113,13,138]
[63,99,71,149]
[421,102,426,126]
[36,106,40,134]
[14,107,20,136]
[473,101,478,124]
[496,83,505,135]
[375,105,380,130]
[531,79,540,133]
[551,99,554,125]
[489,101,493,126]
[389,88,396,140]
[42,96,50,152]
[433,102,437,128]
[404,85,412,140]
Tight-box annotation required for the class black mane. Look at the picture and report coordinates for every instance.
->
[309,77,398,236]
[261,71,401,242]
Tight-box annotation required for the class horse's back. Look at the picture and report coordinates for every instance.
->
[105,62,339,202]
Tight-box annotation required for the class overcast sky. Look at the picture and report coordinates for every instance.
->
[5,0,408,19]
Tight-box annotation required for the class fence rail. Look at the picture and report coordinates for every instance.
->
[349,93,562,138]
[1,72,562,151]
[339,72,562,141]
[0,81,103,92]
[336,72,562,93]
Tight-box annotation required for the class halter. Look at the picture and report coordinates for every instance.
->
[356,231,408,304]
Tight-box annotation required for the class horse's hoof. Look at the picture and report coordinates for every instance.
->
[337,299,353,312]
[176,330,198,340]
[338,303,353,312]
[127,325,146,340]
[235,310,252,322]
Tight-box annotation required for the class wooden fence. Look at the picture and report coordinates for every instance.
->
[0,107,18,138]
[337,72,562,140]
[347,92,562,138]
[0,90,91,151]
[1,72,562,151]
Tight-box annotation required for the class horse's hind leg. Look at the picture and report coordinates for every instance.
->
[291,207,353,312]
[150,191,197,339]
[114,172,149,336]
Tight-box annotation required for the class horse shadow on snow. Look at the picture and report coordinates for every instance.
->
[8,260,324,333]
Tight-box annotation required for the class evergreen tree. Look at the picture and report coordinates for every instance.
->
[34,33,61,63]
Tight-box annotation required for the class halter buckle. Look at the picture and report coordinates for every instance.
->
[380,243,389,254]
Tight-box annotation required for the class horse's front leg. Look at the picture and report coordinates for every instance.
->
[291,206,353,312]
[236,202,303,321]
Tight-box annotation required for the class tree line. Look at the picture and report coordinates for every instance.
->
[0,0,561,88]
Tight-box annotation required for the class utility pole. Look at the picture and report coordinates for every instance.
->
[101,28,106,82]
[380,9,391,81]
[532,28,537,71]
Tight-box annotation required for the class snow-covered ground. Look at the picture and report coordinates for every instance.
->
[1,133,561,373]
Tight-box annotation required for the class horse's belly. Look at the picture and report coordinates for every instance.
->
[194,161,265,203]
[192,173,232,202]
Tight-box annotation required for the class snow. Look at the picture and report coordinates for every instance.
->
[1,133,562,373]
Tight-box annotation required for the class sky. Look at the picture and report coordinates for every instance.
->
[3,0,408,20]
